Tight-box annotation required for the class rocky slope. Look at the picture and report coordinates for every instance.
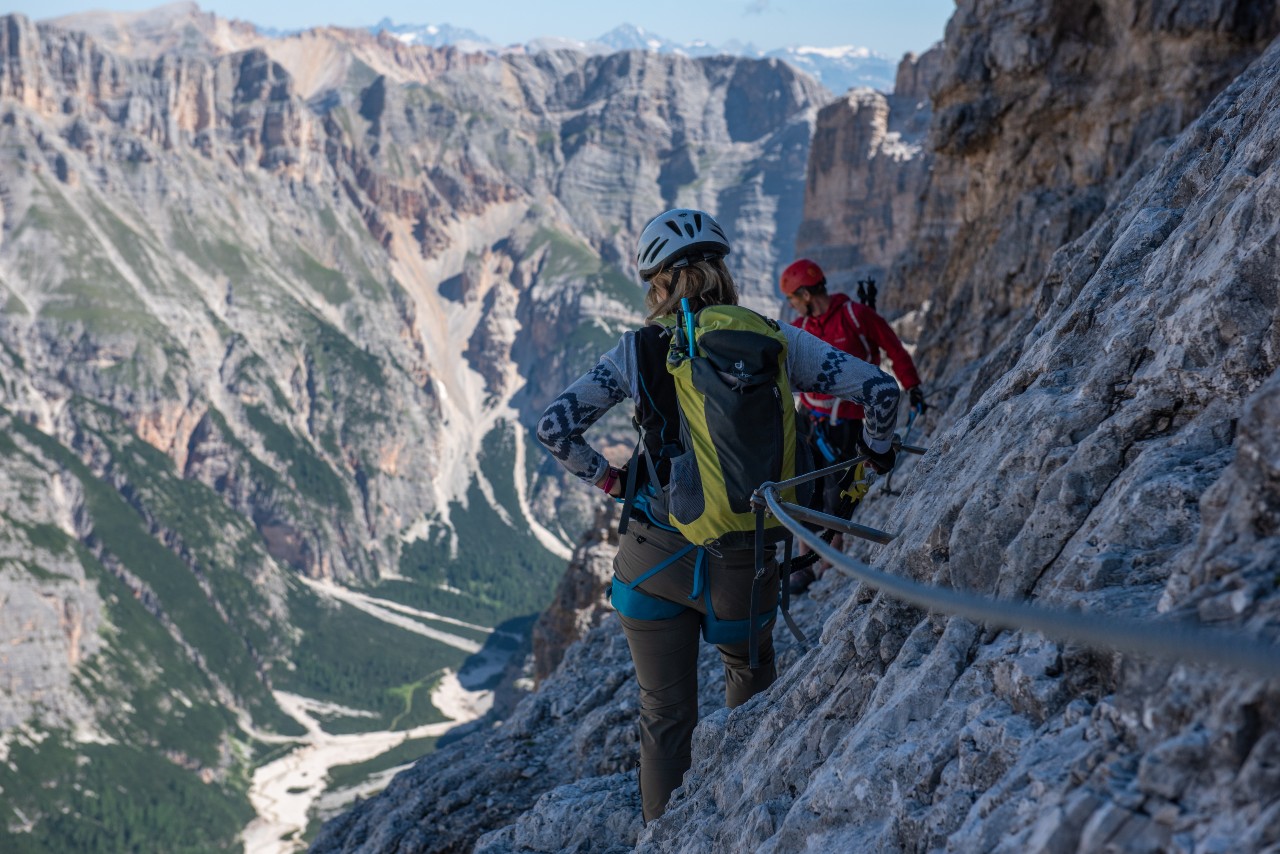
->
[313,3,1280,852]
[637,30,1280,850]
[0,8,825,849]
[530,502,619,685]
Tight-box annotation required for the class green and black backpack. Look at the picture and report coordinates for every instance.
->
[621,301,803,550]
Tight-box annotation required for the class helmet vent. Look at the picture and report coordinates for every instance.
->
[693,213,703,230]
[642,237,668,265]
[664,220,683,236]
[645,235,665,262]
[683,223,695,237]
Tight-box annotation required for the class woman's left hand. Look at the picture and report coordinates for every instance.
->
[597,465,626,497]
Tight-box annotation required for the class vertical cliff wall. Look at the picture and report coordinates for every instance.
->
[794,47,943,297]
[900,0,1280,410]
[638,30,1280,850]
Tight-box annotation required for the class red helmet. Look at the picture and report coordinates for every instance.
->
[780,259,826,295]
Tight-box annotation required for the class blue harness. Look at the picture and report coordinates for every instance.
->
[610,538,777,644]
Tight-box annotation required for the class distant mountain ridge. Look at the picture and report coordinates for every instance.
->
[368,19,900,93]
[41,5,901,94]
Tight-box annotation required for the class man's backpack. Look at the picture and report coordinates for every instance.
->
[623,301,802,550]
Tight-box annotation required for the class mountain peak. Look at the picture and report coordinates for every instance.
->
[369,18,493,49]
[45,1,260,58]
[595,22,661,51]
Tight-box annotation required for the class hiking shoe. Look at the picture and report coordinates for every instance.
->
[789,566,817,595]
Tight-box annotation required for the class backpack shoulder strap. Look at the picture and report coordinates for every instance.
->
[843,299,863,332]
[620,323,680,534]
[844,300,872,357]
[633,323,679,450]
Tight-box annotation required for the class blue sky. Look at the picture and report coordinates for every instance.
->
[18,0,955,58]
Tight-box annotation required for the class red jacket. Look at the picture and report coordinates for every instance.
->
[792,292,920,421]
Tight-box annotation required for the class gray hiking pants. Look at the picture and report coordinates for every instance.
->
[614,520,778,822]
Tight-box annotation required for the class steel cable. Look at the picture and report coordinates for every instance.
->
[758,485,1280,679]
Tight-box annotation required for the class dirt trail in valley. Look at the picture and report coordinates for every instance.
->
[240,586,500,854]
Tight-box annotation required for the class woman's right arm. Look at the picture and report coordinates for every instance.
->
[536,336,633,486]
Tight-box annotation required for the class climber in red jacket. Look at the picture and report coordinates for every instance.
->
[781,258,926,591]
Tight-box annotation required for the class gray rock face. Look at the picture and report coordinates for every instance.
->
[900,0,1280,406]
[0,422,101,732]
[531,502,619,684]
[793,48,940,299]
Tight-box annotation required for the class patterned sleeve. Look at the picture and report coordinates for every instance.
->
[781,324,901,447]
[536,336,632,485]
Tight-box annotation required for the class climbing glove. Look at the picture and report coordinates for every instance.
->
[854,430,897,475]
[908,386,928,414]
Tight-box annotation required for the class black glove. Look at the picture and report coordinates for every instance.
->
[908,386,927,414]
[854,430,897,474]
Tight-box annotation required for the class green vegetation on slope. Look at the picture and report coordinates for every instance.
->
[22,194,148,333]
[295,248,354,305]
[66,413,299,734]
[274,583,456,732]
[384,421,563,625]
[0,437,254,851]
[0,736,254,854]
[323,736,438,794]
[522,226,642,407]
[291,309,390,465]
[530,225,644,310]
[245,404,352,514]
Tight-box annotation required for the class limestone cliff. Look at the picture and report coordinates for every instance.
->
[793,47,942,297]
[901,0,1280,409]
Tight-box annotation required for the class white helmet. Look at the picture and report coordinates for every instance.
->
[635,209,731,281]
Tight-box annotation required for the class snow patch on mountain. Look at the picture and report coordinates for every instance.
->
[792,44,876,59]
[370,17,490,50]
[366,19,898,92]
